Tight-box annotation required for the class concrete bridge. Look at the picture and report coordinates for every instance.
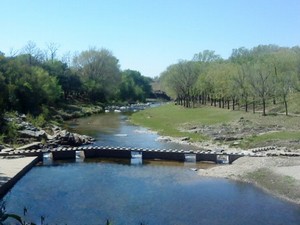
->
[0,145,252,164]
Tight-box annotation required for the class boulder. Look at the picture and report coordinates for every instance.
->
[55,129,93,146]
[18,130,47,140]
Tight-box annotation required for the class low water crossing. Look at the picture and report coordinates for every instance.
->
[2,112,300,225]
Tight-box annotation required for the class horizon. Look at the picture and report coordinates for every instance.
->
[1,0,299,78]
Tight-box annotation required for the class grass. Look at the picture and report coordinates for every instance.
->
[131,102,300,149]
[240,131,300,149]
[245,168,300,201]
[131,103,244,141]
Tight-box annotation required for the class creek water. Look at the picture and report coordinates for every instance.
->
[2,112,300,225]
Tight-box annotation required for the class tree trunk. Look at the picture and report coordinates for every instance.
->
[284,96,288,116]
[262,98,266,116]
[253,98,255,114]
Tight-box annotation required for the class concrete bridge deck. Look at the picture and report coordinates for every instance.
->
[0,145,257,164]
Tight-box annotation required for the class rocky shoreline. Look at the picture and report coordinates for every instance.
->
[0,114,94,153]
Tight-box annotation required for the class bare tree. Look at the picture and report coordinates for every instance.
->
[22,41,44,65]
[46,42,60,63]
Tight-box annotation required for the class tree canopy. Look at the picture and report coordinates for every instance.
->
[159,46,300,116]
[0,43,153,117]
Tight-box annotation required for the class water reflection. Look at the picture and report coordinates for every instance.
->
[3,112,300,224]
[65,113,200,151]
[3,160,300,225]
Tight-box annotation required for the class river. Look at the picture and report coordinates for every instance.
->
[2,112,300,225]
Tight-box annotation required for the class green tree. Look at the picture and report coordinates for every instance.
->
[119,70,152,102]
[160,60,199,107]
[42,60,83,99]
[272,49,298,115]
[248,58,274,116]
[192,50,222,63]
[73,48,121,102]
[16,67,62,114]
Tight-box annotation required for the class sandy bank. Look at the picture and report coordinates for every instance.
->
[199,156,300,205]
[155,134,300,205]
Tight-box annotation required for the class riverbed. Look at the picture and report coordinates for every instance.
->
[2,112,300,224]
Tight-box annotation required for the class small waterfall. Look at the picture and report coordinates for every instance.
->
[184,153,196,168]
[131,151,142,165]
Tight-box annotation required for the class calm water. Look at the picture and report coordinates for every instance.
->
[2,112,300,224]
[65,112,200,150]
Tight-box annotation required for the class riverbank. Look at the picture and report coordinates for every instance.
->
[154,134,300,204]
[131,103,300,204]
[200,156,300,205]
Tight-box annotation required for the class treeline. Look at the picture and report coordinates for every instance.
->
[0,42,152,117]
[159,45,300,116]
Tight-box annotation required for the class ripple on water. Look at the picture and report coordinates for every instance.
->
[3,160,300,225]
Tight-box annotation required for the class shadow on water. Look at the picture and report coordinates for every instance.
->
[3,159,300,225]
[2,112,300,225]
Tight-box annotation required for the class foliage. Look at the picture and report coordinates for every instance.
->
[72,47,121,102]
[0,43,152,134]
[119,70,152,102]
[159,45,300,116]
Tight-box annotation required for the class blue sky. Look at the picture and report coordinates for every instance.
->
[1,0,299,77]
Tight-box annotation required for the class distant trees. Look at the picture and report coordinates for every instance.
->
[160,60,199,107]
[0,43,152,117]
[159,45,300,116]
[119,70,152,102]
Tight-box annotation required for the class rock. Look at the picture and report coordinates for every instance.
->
[181,137,190,141]
[54,129,94,146]
[16,142,42,150]
[18,130,47,140]
[156,137,171,142]
[232,141,240,146]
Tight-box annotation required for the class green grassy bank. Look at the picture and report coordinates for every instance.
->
[131,103,300,149]
[131,103,244,141]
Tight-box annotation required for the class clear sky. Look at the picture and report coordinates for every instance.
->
[1,0,299,77]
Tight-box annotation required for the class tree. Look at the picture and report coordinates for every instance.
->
[119,70,152,102]
[248,58,273,116]
[233,63,252,112]
[16,67,62,114]
[46,42,60,63]
[73,48,121,102]
[22,41,44,65]
[272,50,298,115]
[192,50,222,63]
[160,60,199,107]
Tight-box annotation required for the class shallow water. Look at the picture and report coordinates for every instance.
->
[3,159,300,225]
[2,112,300,224]
[65,112,200,150]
